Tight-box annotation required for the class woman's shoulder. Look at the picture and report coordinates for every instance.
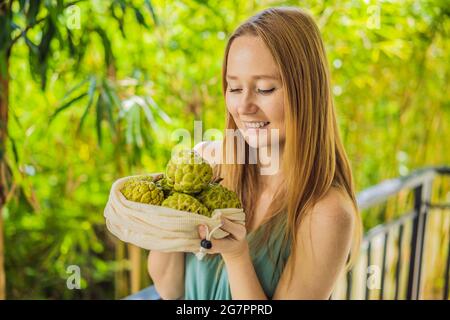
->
[297,186,355,243]
[193,140,222,165]
[314,187,356,220]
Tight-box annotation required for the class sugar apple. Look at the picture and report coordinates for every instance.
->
[120,180,164,205]
[130,174,155,182]
[197,181,241,212]
[162,192,210,216]
[122,174,155,189]
[165,150,213,194]
[155,176,174,198]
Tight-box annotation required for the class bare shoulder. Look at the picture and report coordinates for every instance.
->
[193,140,222,165]
[312,187,355,220]
[298,188,357,237]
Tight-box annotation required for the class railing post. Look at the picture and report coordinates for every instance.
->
[346,269,352,300]
[406,179,433,300]
[444,234,450,300]
[394,224,404,300]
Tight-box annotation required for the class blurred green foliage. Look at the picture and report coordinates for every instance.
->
[1,0,448,299]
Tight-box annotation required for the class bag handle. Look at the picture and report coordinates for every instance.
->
[195,222,224,260]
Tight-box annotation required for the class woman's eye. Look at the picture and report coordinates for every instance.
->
[228,88,275,94]
[257,88,275,94]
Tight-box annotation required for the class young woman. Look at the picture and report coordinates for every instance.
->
[148,7,362,300]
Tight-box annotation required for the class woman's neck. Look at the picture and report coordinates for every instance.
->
[256,143,285,194]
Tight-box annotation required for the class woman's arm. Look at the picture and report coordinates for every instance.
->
[198,220,268,300]
[147,251,185,300]
[273,188,355,299]
[223,248,268,299]
[198,187,355,300]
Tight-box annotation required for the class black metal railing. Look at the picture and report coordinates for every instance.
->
[343,166,450,300]
[125,166,450,300]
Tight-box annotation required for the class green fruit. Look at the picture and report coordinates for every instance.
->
[120,180,164,205]
[165,150,213,194]
[197,183,241,212]
[155,177,174,198]
[122,175,155,189]
[162,192,210,216]
[131,175,155,182]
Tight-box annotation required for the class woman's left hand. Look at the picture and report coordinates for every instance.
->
[198,217,249,262]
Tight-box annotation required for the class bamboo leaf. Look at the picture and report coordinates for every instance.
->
[136,97,157,130]
[96,92,105,146]
[146,96,172,124]
[110,3,126,38]
[18,0,27,12]
[8,135,20,165]
[101,79,117,137]
[37,18,56,89]
[10,22,20,31]
[117,0,126,12]
[103,79,121,109]
[66,27,76,56]
[39,61,48,90]
[24,36,39,55]
[94,28,114,68]
[74,32,89,70]
[133,7,148,29]
[125,105,135,145]
[10,105,24,131]
[144,0,159,26]
[133,103,144,147]
[26,0,41,25]
[105,98,116,139]
[62,78,90,101]
[49,92,88,124]
[77,76,97,134]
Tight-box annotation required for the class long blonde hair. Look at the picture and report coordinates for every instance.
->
[214,7,362,285]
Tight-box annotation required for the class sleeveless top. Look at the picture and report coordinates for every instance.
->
[183,213,291,300]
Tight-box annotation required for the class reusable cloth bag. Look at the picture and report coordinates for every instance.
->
[103,174,246,260]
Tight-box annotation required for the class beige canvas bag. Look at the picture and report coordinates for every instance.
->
[103,174,246,260]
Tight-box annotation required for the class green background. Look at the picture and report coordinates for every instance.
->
[0,0,448,299]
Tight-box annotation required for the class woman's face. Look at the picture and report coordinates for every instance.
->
[225,35,285,149]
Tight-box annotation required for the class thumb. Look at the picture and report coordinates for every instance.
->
[198,224,207,239]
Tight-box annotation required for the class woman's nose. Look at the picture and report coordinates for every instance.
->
[237,91,259,115]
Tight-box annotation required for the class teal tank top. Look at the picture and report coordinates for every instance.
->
[184,215,291,300]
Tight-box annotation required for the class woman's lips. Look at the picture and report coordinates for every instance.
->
[242,121,270,129]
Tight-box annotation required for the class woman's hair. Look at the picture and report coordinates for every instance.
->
[214,6,363,286]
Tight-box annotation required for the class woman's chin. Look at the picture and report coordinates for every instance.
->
[240,128,276,149]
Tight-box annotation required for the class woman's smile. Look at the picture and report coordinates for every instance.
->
[241,121,270,129]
